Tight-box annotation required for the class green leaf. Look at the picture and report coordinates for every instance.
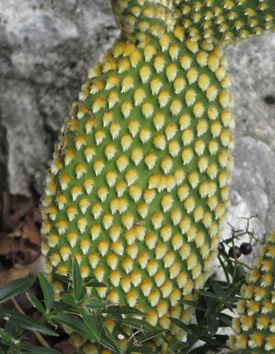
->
[78,308,100,341]
[0,277,35,304]
[213,283,224,299]
[217,255,230,284]
[198,291,219,299]
[136,329,167,343]
[178,300,206,312]
[52,274,70,284]
[60,293,76,306]
[72,258,83,301]
[123,318,167,341]
[168,337,189,351]
[126,346,159,353]
[0,327,16,345]
[215,313,232,327]
[199,335,223,346]
[38,273,54,313]
[84,281,107,288]
[101,321,123,354]
[205,296,217,312]
[169,317,191,333]
[207,315,219,336]
[52,315,91,339]
[100,333,122,353]
[27,293,45,314]
[101,306,145,316]
[224,296,243,303]
[21,341,61,353]
[122,318,157,332]
[86,299,106,309]
[0,310,58,337]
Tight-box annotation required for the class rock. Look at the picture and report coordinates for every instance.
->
[0,0,118,196]
[226,33,275,151]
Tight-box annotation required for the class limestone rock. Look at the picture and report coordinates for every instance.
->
[0,0,118,196]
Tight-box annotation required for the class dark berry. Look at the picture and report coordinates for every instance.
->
[240,242,253,255]
[228,246,242,258]
[218,242,226,255]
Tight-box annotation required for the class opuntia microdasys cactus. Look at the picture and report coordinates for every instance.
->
[230,232,275,353]
[40,0,274,353]
[177,0,275,45]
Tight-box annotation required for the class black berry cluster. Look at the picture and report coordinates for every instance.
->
[218,241,253,259]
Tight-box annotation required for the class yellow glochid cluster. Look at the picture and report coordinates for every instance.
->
[230,232,275,354]
[40,0,238,353]
[176,0,275,45]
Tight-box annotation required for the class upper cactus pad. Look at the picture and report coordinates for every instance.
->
[177,0,275,45]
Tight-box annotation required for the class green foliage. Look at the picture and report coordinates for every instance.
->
[0,223,257,354]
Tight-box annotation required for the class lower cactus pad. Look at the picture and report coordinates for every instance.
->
[41,22,234,353]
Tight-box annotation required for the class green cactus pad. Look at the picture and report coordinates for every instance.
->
[40,0,238,352]
[176,0,275,45]
[230,232,275,353]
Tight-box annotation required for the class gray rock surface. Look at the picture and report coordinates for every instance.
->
[0,1,275,253]
[0,0,118,196]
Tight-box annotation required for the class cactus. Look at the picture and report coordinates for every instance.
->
[176,0,275,45]
[230,232,275,353]
[40,0,274,353]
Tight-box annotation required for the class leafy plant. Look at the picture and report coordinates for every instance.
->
[0,220,258,353]
[0,260,165,354]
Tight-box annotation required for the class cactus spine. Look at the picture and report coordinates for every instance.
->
[40,0,274,353]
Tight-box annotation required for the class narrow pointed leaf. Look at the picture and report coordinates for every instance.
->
[198,291,219,299]
[52,315,91,339]
[178,300,206,312]
[60,293,76,306]
[72,258,83,301]
[169,317,191,333]
[86,299,106,309]
[84,281,107,288]
[168,337,189,351]
[0,310,58,336]
[215,313,232,326]
[0,328,15,345]
[199,335,223,346]
[78,308,100,341]
[23,349,61,354]
[21,341,61,353]
[101,306,145,316]
[122,318,157,332]
[0,277,35,304]
[207,314,219,336]
[136,329,167,343]
[100,322,123,354]
[38,273,54,313]
[27,293,45,314]
[213,283,224,298]
[99,333,122,353]
[126,346,159,353]
[123,318,167,341]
